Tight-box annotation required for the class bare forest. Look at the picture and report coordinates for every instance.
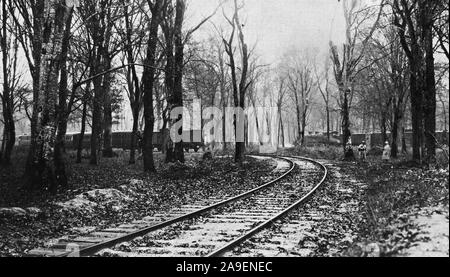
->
[0,0,448,259]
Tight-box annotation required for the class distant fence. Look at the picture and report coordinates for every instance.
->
[343,131,449,147]
[14,131,450,149]
[16,130,205,152]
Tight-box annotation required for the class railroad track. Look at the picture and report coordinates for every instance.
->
[28,155,327,257]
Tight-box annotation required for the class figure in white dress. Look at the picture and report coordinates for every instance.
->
[382,141,391,161]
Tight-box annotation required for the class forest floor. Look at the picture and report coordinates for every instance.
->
[0,145,448,257]
[339,159,448,257]
[0,148,277,257]
[277,144,449,257]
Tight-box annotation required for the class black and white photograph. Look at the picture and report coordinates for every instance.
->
[0,0,448,264]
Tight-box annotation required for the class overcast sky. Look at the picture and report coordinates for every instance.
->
[186,0,347,65]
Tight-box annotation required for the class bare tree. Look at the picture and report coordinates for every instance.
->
[8,0,46,181]
[161,0,218,163]
[119,0,147,164]
[79,0,123,164]
[0,0,18,165]
[284,49,315,146]
[190,32,231,150]
[24,0,75,190]
[222,0,251,163]
[245,67,266,147]
[184,38,224,149]
[393,0,441,163]
[370,23,409,158]
[330,0,386,159]
[141,0,164,172]
[275,75,288,148]
[315,57,333,142]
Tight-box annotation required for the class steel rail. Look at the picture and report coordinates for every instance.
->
[58,155,295,257]
[206,156,328,257]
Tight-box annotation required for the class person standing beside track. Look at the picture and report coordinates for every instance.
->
[382,141,391,161]
[358,141,367,161]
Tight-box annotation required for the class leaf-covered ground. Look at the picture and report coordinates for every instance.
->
[226,158,448,257]
[1,146,448,257]
[395,206,448,257]
[0,150,277,257]
[343,162,449,256]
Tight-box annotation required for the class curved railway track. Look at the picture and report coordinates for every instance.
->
[207,156,327,257]
[29,155,327,257]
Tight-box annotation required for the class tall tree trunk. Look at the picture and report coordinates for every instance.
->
[90,60,103,165]
[250,99,263,146]
[76,93,89,164]
[294,93,302,144]
[0,0,15,165]
[391,112,400,158]
[0,108,14,166]
[235,1,249,164]
[279,110,285,148]
[222,104,227,150]
[172,0,186,163]
[102,68,113,158]
[342,89,353,159]
[88,2,110,165]
[301,107,308,146]
[380,113,388,144]
[421,2,437,163]
[25,0,73,190]
[256,112,264,146]
[161,10,175,162]
[439,95,447,131]
[129,108,140,164]
[124,4,142,165]
[326,106,330,142]
[410,63,423,162]
[223,0,249,163]
[24,1,44,179]
[402,126,408,154]
[54,8,73,189]
[245,114,249,148]
[219,50,227,150]
[142,0,163,172]
[394,0,426,163]
[161,116,169,154]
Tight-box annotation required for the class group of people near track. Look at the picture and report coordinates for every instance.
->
[346,139,392,162]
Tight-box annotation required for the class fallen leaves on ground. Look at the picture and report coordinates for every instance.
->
[0,155,276,257]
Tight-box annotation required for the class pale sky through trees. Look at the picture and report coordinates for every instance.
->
[186,0,347,64]
[10,0,348,85]
[7,0,403,136]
